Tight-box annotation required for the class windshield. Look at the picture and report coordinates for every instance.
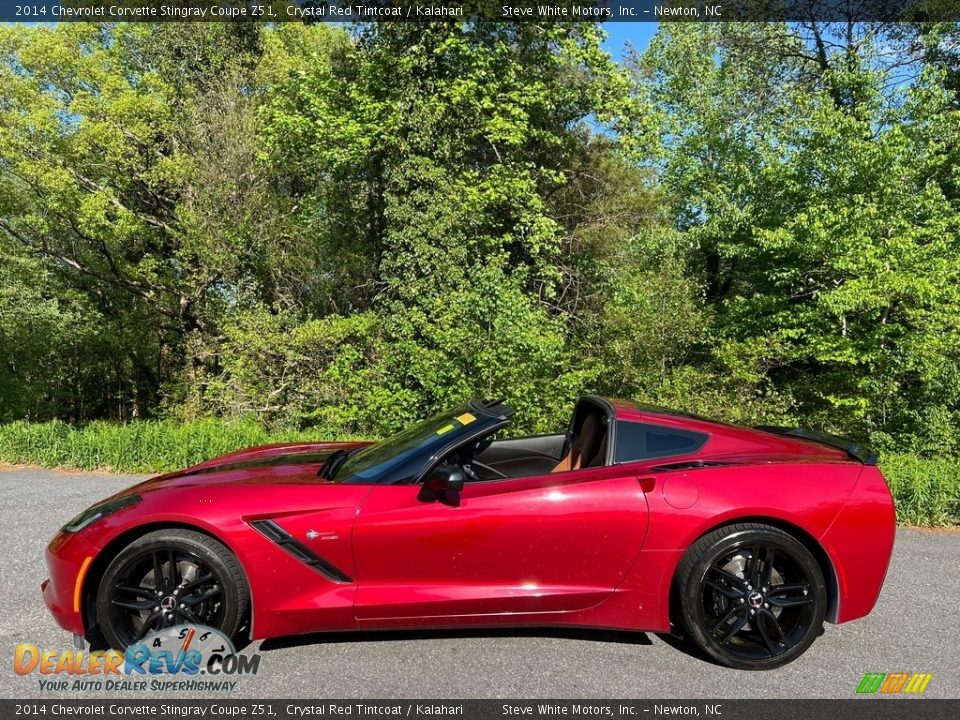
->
[334,402,511,485]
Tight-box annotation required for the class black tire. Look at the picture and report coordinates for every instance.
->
[96,529,249,651]
[676,522,826,670]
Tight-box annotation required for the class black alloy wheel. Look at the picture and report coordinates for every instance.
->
[97,529,249,651]
[677,523,827,670]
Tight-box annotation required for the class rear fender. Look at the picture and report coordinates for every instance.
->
[618,462,863,632]
[817,465,896,622]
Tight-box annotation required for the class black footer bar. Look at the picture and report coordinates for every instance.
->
[3,699,959,720]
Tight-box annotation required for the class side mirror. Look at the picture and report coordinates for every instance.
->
[418,464,465,503]
[428,464,465,491]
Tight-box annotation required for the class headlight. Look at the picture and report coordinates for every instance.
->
[63,495,141,533]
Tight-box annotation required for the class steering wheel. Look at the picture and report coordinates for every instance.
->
[461,461,481,482]
[468,459,509,480]
[453,443,509,481]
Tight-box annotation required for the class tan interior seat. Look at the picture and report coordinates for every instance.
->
[551,413,603,473]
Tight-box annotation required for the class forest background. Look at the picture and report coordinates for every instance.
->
[1,20,958,523]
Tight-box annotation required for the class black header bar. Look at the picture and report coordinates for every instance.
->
[3,0,960,23]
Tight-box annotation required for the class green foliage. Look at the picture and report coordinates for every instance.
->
[198,310,396,436]
[881,454,960,526]
[628,23,960,449]
[0,419,349,474]
[2,19,960,518]
[258,24,644,433]
[0,23,345,420]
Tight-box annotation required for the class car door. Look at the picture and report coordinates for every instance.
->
[351,464,650,624]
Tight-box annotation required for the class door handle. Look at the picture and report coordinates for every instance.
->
[636,476,656,493]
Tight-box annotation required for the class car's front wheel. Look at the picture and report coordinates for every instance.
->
[677,522,827,670]
[96,529,249,651]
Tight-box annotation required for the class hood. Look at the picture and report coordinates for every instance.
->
[123,441,371,496]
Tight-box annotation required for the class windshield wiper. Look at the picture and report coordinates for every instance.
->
[320,448,352,480]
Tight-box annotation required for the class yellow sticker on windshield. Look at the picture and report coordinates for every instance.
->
[436,423,455,435]
[456,413,477,425]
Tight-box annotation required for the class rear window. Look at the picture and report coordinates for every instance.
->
[615,422,708,463]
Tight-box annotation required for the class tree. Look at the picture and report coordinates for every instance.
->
[629,23,960,450]
[260,23,656,432]
[0,23,343,421]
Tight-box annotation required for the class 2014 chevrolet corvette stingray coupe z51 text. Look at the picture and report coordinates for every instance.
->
[42,396,895,670]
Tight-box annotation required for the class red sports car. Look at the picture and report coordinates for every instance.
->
[42,396,895,670]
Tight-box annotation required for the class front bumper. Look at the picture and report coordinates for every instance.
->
[42,530,97,636]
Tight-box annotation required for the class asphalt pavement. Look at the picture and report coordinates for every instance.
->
[0,466,956,699]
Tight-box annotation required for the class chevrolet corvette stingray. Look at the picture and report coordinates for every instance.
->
[42,396,895,669]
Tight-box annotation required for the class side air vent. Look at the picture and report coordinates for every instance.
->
[250,519,353,583]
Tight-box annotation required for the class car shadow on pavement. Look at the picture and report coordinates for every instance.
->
[255,627,654,652]
[654,632,718,666]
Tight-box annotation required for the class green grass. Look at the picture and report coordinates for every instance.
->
[0,421,957,525]
[0,419,343,474]
[880,454,960,526]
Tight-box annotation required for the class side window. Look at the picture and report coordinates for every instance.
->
[614,422,708,463]
[647,428,700,455]
[615,422,647,463]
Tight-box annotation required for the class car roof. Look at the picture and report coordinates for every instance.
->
[603,398,703,423]
[601,397,855,463]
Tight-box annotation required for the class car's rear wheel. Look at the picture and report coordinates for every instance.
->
[677,523,826,670]
[96,529,249,651]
